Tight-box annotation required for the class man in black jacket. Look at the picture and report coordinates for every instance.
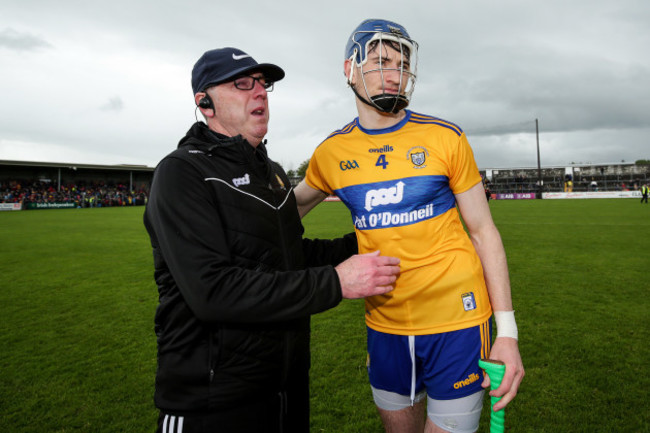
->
[144,47,400,433]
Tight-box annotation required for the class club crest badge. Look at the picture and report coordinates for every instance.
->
[407,146,428,169]
[461,292,477,311]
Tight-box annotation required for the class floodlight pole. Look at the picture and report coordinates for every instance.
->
[536,118,542,199]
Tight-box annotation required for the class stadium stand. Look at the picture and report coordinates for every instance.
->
[481,162,649,194]
[1,160,153,209]
[2,159,648,208]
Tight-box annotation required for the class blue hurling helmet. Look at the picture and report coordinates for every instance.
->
[345,19,418,113]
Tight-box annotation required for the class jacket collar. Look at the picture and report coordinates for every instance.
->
[178,122,270,163]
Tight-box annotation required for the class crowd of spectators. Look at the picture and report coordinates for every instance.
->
[484,173,646,195]
[1,179,149,208]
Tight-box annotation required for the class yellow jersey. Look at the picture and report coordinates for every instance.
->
[305,110,492,335]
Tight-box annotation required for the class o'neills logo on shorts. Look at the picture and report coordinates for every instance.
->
[453,373,480,389]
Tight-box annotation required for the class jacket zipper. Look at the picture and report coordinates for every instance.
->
[278,390,287,433]
[208,326,217,385]
[256,151,292,432]
[208,330,214,384]
[268,163,292,432]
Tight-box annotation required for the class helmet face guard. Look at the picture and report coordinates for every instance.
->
[345,19,418,113]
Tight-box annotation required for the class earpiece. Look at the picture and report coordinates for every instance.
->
[198,96,213,109]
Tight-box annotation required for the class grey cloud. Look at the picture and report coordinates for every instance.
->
[0,28,52,51]
[100,97,124,112]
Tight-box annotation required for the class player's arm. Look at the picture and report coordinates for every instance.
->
[455,182,525,411]
[456,182,512,311]
[294,180,328,218]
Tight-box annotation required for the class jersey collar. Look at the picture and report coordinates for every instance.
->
[355,110,412,135]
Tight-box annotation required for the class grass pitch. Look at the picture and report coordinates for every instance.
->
[1,199,649,432]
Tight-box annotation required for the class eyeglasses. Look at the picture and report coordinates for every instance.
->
[233,75,274,92]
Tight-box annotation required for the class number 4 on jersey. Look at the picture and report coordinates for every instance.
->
[375,154,389,169]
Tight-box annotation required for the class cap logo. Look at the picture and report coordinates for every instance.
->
[232,53,251,60]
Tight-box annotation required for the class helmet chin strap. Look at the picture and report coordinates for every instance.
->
[371,93,409,113]
[350,85,408,114]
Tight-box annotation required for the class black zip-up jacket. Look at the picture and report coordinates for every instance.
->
[144,122,357,416]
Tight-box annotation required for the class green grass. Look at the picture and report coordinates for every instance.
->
[0,207,158,432]
[1,200,649,432]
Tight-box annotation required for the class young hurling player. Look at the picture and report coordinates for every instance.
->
[295,19,524,433]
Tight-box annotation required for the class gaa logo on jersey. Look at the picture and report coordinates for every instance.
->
[407,146,429,169]
[339,160,360,171]
[461,292,477,311]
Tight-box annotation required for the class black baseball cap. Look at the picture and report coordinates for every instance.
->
[191,47,285,94]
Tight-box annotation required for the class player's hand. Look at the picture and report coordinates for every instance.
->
[335,251,400,299]
[481,337,525,411]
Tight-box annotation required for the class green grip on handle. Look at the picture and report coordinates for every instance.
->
[478,359,506,433]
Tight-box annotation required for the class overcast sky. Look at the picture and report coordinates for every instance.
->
[1,0,649,171]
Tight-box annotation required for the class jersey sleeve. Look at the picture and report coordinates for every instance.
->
[304,145,335,196]
[448,133,482,194]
